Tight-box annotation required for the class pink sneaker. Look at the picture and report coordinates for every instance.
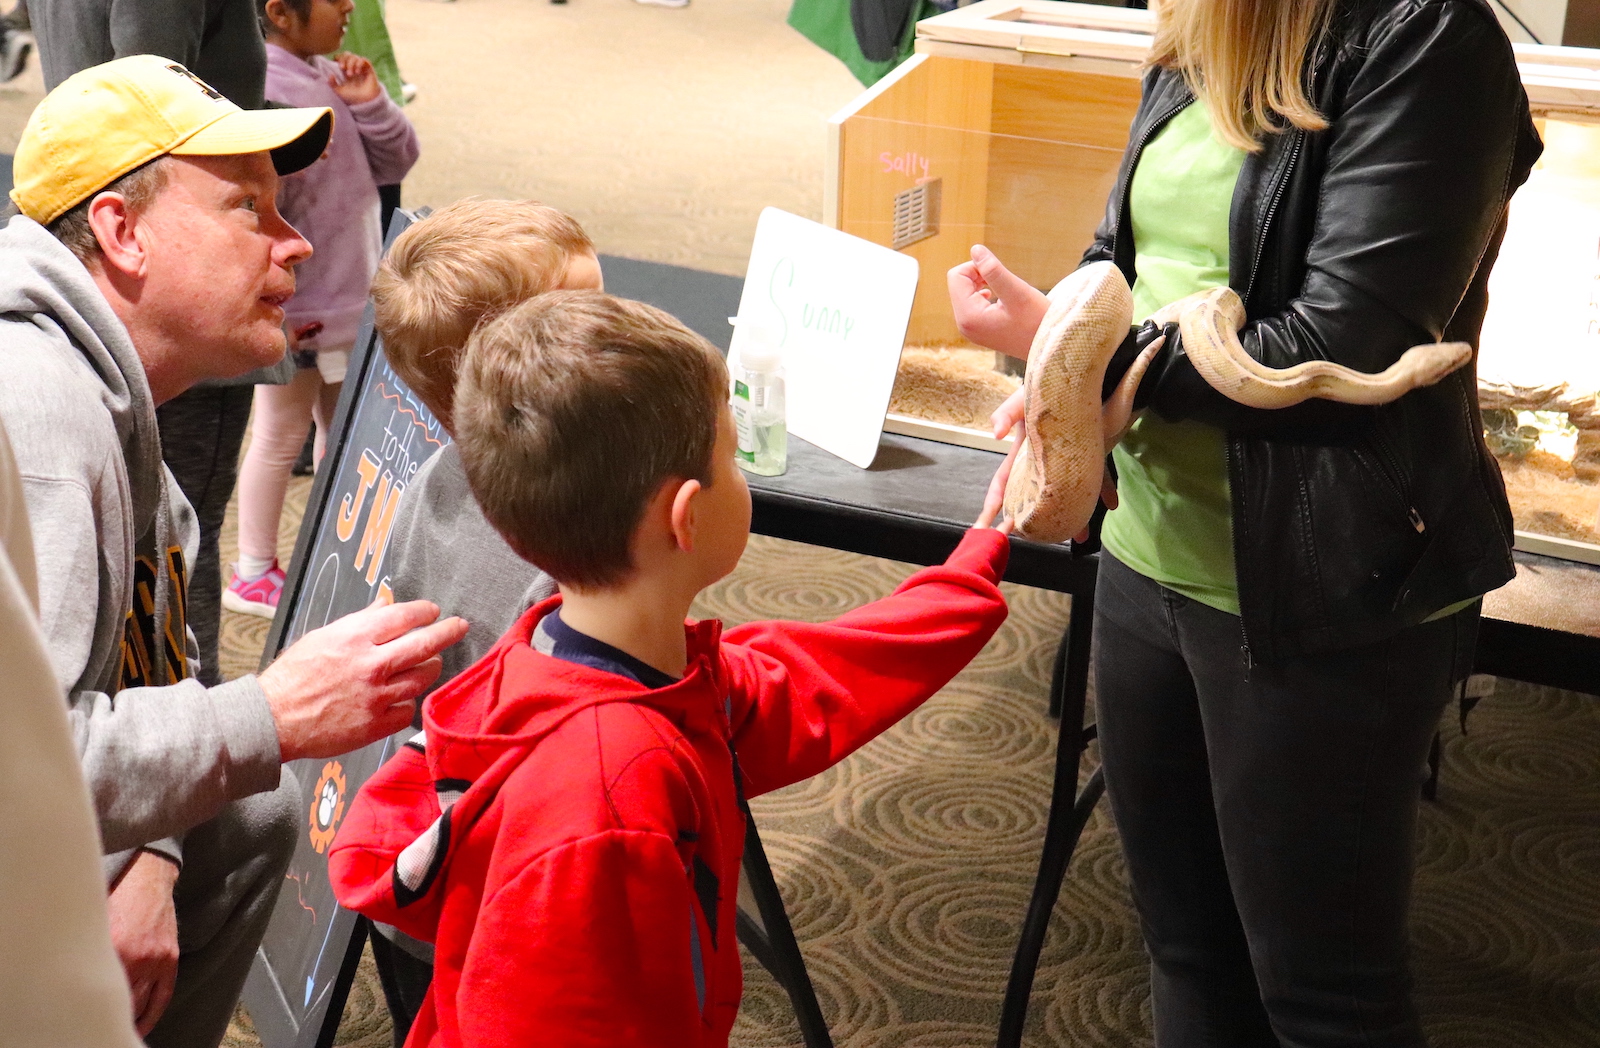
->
[223,560,285,618]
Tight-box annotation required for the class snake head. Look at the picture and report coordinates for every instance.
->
[1406,341,1474,388]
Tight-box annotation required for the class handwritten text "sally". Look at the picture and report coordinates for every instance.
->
[880,151,931,180]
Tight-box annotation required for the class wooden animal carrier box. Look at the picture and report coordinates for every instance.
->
[824,0,1600,564]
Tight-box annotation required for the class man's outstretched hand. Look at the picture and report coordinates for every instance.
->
[259,598,469,762]
[948,245,1051,359]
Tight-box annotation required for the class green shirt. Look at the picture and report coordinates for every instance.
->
[1101,102,1245,614]
[343,0,406,104]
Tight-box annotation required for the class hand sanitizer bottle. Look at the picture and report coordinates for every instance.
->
[730,321,787,477]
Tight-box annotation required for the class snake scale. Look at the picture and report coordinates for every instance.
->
[1003,262,1474,543]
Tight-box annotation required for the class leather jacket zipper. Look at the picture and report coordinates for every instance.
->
[1242,128,1304,306]
[1357,438,1426,535]
[1371,430,1425,533]
[1228,129,1302,665]
[1223,436,1253,674]
[1239,616,1253,678]
[1133,98,1192,166]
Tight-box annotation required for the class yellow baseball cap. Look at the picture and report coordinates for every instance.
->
[10,54,334,225]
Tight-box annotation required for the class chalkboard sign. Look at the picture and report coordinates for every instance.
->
[242,210,445,1048]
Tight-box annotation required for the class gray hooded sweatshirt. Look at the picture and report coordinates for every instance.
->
[0,217,283,880]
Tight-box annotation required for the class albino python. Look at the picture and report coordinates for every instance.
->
[1003,262,1473,543]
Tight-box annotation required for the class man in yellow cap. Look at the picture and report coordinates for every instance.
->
[0,56,467,1048]
[32,0,297,700]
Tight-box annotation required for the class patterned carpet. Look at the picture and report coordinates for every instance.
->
[217,472,1600,1047]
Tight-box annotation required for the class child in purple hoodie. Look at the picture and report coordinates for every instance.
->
[228,0,420,616]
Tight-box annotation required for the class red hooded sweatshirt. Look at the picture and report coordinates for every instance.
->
[329,528,1008,1048]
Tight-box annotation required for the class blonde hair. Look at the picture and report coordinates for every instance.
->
[372,198,594,432]
[1149,0,1337,152]
[456,291,728,590]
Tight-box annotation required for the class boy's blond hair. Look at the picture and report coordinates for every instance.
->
[372,198,594,432]
[456,291,728,590]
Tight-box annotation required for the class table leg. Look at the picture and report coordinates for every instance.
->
[739,805,834,1048]
[1046,630,1070,720]
[1048,591,1095,720]
[998,591,1103,1047]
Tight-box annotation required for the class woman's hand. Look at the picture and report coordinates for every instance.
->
[974,478,1016,534]
[1101,333,1164,446]
[1085,469,1119,542]
[976,389,1026,534]
[980,387,1122,544]
[991,386,1025,443]
[948,246,1050,359]
[973,499,1015,534]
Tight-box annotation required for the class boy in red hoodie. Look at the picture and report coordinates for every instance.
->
[330,291,1013,1047]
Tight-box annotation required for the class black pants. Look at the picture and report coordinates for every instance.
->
[156,385,255,687]
[369,929,433,1047]
[378,184,401,241]
[1092,552,1475,1047]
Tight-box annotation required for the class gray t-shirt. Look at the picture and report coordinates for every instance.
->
[387,443,558,696]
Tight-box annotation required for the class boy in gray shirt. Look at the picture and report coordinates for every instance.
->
[366,198,603,1042]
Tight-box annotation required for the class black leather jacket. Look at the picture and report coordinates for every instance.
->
[1086,0,1544,662]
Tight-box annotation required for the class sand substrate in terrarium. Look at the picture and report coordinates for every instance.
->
[1495,449,1600,544]
[889,346,1021,432]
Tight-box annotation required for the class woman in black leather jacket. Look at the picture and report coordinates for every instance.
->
[953,0,1542,1043]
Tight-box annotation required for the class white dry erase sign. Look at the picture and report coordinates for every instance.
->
[731,207,919,469]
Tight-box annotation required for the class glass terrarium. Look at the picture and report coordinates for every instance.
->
[1479,110,1600,563]
[826,1,1150,451]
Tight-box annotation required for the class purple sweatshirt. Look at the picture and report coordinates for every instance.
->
[266,44,420,351]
